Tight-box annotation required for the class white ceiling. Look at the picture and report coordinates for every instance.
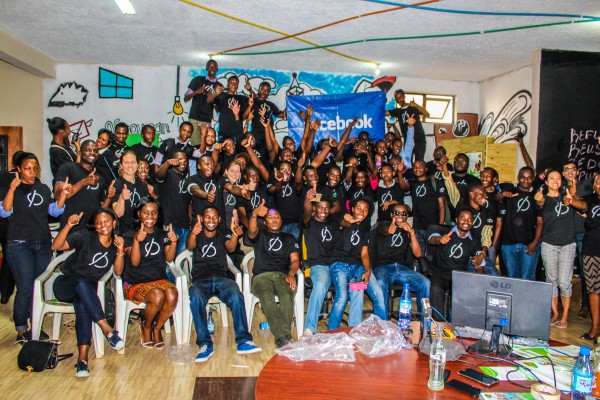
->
[1,0,600,81]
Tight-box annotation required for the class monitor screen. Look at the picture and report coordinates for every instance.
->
[451,271,553,341]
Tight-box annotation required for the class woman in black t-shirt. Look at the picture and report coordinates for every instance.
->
[120,198,178,349]
[52,208,125,378]
[0,153,69,343]
[111,150,150,231]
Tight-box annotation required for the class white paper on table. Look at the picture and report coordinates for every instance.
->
[479,366,537,381]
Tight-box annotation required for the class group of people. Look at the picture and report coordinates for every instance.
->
[1,59,599,378]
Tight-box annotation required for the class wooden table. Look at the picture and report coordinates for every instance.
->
[256,323,569,399]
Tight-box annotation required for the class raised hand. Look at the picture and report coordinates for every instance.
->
[213,143,223,153]
[244,80,252,91]
[439,230,453,245]
[534,187,544,203]
[107,180,116,199]
[9,172,20,190]
[438,155,449,169]
[306,104,314,119]
[297,152,307,169]
[61,176,73,197]
[167,223,178,243]
[563,188,573,206]
[207,187,216,203]
[230,101,241,118]
[241,138,251,148]
[231,215,243,237]
[254,198,268,218]
[68,211,84,227]
[86,168,99,187]
[407,114,416,127]
[121,184,131,201]
[135,224,147,242]
[310,119,321,132]
[569,177,578,197]
[192,215,202,235]
[114,235,124,251]
[387,222,397,235]
[398,221,412,232]
[215,86,224,95]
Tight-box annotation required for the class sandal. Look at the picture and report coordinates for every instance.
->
[139,325,154,348]
[555,322,568,329]
[580,332,597,341]
[152,324,165,350]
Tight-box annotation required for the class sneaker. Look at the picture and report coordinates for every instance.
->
[195,345,214,363]
[16,331,31,345]
[237,341,262,354]
[75,361,90,378]
[275,335,292,348]
[105,330,125,351]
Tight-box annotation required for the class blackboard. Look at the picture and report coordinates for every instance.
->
[537,49,600,180]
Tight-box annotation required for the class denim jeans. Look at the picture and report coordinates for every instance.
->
[172,227,190,256]
[53,274,106,346]
[304,264,330,334]
[374,263,431,315]
[501,243,541,280]
[189,277,252,348]
[280,223,300,242]
[6,240,53,331]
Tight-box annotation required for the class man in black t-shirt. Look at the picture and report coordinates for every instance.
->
[248,82,285,151]
[386,89,430,161]
[130,125,158,166]
[110,122,129,159]
[153,122,200,175]
[211,75,249,143]
[248,200,300,348]
[186,206,261,362]
[184,60,223,146]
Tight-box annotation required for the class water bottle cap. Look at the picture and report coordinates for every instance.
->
[404,283,410,289]
[209,311,213,316]
[580,346,591,356]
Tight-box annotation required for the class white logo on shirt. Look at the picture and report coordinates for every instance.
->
[380,191,392,203]
[178,180,186,194]
[268,237,282,252]
[321,226,332,242]
[415,184,427,198]
[353,189,364,199]
[26,190,43,207]
[130,188,140,207]
[225,193,236,206]
[449,243,464,259]
[282,184,292,197]
[259,103,271,116]
[145,153,154,164]
[391,232,404,247]
[203,182,216,193]
[554,202,568,217]
[251,193,260,209]
[227,97,239,109]
[472,213,482,229]
[350,231,360,246]
[517,196,530,212]
[87,182,99,191]
[201,242,217,258]
[591,205,600,219]
[144,238,161,257]
[89,252,109,269]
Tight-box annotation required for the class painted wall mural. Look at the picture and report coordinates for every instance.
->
[48,82,88,107]
[478,90,532,143]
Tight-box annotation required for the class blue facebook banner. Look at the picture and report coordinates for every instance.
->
[286,92,387,145]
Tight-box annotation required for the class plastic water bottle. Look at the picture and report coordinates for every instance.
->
[572,346,593,399]
[398,283,412,330]
[428,324,446,391]
[207,311,215,335]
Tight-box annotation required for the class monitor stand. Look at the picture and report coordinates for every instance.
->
[468,324,512,357]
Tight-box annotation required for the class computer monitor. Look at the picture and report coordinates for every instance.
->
[451,271,552,341]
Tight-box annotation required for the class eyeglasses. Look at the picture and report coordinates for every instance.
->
[563,167,577,172]
[393,210,408,216]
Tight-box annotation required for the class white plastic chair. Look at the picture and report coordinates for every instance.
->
[31,250,112,358]
[241,250,304,338]
[173,250,243,344]
[113,262,184,354]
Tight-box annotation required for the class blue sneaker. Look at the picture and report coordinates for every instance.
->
[195,345,214,362]
[75,361,90,378]
[105,330,125,351]
[237,341,262,355]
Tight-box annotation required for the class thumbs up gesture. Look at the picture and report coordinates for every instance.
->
[67,211,84,227]
[9,172,21,190]
[231,215,243,237]
[207,186,216,203]
[107,180,116,199]
[86,168,99,187]
[439,230,453,245]
[254,198,268,218]
[192,215,202,235]
[534,187,544,203]
[135,224,147,242]
[121,184,131,201]
[167,223,178,243]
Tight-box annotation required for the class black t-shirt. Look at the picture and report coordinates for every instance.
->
[375,182,405,222]
[122,229,169,284]
[303,218,339,265]
[49,141,77,180]
[156,169,191,229]
[268,180,302,225]
[451,173,482,201]
[540,194,575,246]
[156,138,195,162]
[388,106,426,144]
[4,180,54,241]
[111,143,128,159]
[130,143,157,165]
[583,195,600,256]
[410,178,446,230]
[320,183,344,215]
[454,199,494,246]
[500,184,540,245]
[55,162,107,231]
[111,177,150,232]
[222,179,239,229]
[332,221,370,265]
[344,183,375,207]
[251,99,281,145]
[185,174,227,228]
[427,161,453,178]
[191,230,233,281]
[188,76,222,122]
[251,230,299,276]
[61,230,117,282]
[374,224,412,267]
[431,227,481,272]
[214,93,248,140]
[96,149,120,184]
[241,183,270,219]
[315,151,338,183]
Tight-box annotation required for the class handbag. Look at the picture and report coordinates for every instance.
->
[17,340,73,372]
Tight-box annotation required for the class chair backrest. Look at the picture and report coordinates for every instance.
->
[38,250,75,301]
[174,250,193,281]
[241,251,255,281]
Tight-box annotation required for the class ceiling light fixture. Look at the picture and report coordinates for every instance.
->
[114,0,136,15]
[374,64,381,76]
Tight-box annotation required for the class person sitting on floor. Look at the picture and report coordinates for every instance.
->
[248,200,300,348]
[187,205,261,362]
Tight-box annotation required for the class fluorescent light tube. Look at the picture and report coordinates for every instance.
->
[115,0,135,15]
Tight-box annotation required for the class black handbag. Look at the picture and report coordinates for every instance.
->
[17,340,73,372]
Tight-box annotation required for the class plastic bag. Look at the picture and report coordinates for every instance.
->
[276,332,356,362]
[349,314,409,358]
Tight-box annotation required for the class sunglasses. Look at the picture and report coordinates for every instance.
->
[393,210,408,216]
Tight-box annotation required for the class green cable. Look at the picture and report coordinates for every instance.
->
[222,19,596,56]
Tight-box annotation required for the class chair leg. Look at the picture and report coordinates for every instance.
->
[31,306,45,341]
[219,303,229,327]
[117,304,130,355]
[52,313,63,341]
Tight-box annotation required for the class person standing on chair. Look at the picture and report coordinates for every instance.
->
[248,200,300,348]
[187,206,261,362]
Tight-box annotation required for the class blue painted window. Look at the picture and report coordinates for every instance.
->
[99,68,133,99]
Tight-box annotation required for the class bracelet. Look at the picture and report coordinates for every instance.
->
[116,252,125,257]
[250,214,257,219]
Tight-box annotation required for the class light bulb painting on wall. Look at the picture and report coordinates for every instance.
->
[168,66,188,124]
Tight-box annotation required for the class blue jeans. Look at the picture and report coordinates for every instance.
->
[467,258,500,276]
[172,227,190,256]
[374,263,431,314]
[280,223,300,242]
[501,243,541,280]
[305,264,330,334]
[328,262,387,329]
[6,240,53,331]
[189,277,252,348]
[53,274,106,346]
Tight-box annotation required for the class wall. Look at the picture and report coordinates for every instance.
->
[479,66,533,180]
[41,63,479,183]
[0,60,44,164]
